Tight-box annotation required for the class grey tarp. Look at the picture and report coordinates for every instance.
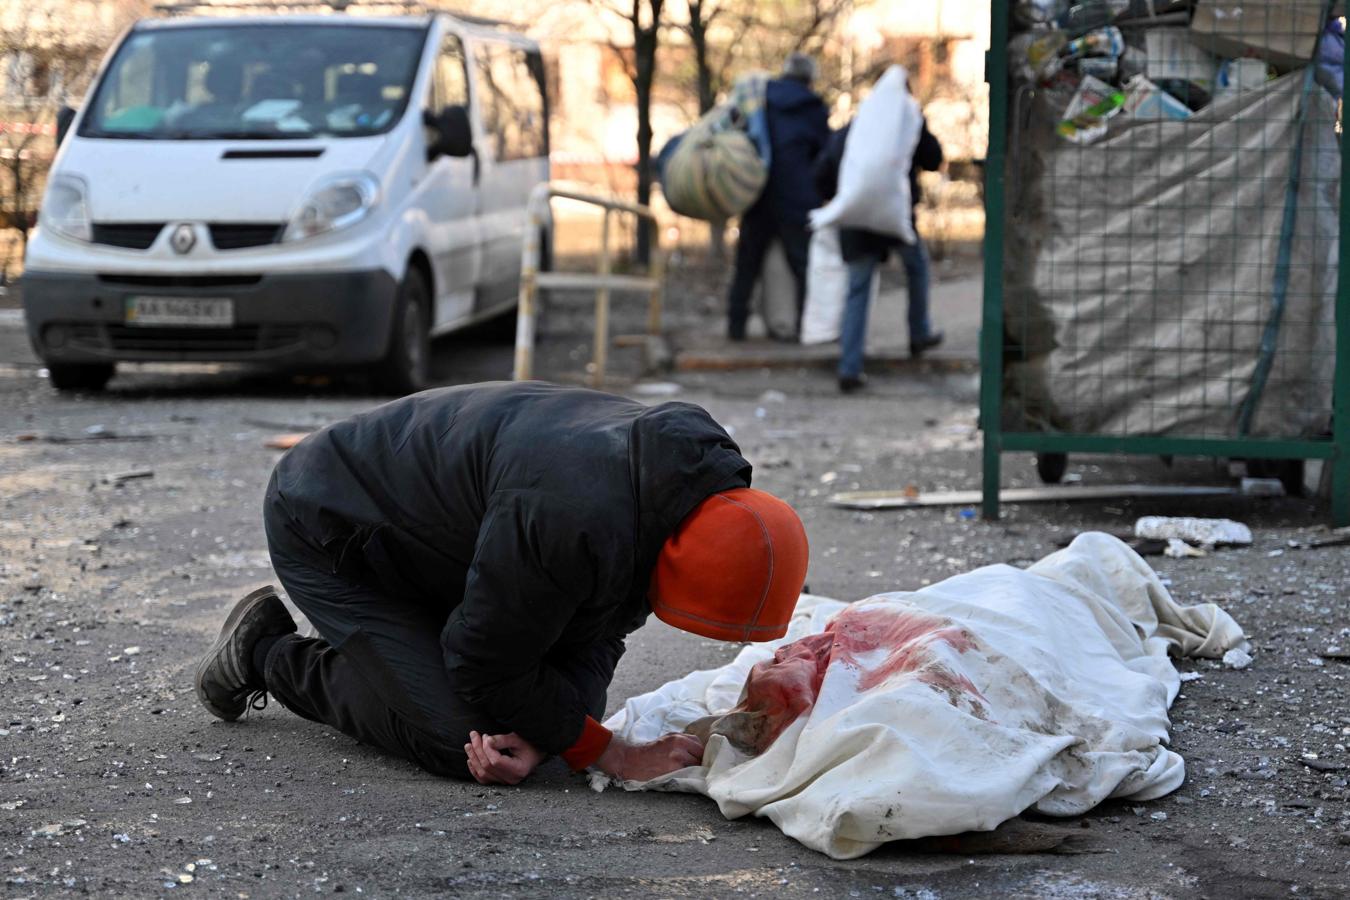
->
[1003,74,1340,437]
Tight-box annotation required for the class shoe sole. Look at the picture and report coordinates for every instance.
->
[194,585,279,722]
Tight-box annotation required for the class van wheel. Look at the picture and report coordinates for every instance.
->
[48,363,114,393]
[374,268,431,395]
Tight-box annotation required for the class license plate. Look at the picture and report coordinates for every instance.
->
[125,296,234,328]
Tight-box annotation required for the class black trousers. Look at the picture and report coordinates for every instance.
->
[726,206,811,337]
[259,483,605,779]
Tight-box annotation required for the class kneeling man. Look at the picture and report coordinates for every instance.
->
[196,382,808,785]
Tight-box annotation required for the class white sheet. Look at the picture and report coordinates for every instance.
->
[595,533,1246,859]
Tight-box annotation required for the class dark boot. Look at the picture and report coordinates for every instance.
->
[838,373,868,394]
[195,585,296,722]
[910,331,944,358]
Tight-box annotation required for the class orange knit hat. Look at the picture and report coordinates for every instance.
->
[649,488,809,642]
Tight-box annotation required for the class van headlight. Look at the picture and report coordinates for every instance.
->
[43,175,92,242]
[283,172,379,242]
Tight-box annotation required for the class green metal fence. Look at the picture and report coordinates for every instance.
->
[981,0,1350,525]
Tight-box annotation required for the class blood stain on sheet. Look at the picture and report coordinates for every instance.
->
[686,632,833,755]
[688,605,988,756]
[826,606,985,705]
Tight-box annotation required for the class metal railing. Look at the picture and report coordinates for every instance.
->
[513,183,665,387]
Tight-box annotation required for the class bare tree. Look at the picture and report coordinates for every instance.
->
[592,0,665,266]
[0,2,146,281]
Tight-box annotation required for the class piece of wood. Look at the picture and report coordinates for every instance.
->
[264,433,309,451]
[829,484,1238,510]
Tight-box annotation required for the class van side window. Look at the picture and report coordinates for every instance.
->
[435,35,469,109]
[474,45,545,162]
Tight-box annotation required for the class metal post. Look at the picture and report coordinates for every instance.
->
[513,191,545,382]
[592,209,613,388]
[647,239,665,336]
[1333,49,1350,526]
[980,2,1010,521]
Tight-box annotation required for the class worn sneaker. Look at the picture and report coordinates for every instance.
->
[195,585,296,722]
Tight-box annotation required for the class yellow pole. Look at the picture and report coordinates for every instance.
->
[592,209,612,388]
[513,202,543,381]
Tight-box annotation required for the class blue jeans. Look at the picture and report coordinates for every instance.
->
[838,239,933,379]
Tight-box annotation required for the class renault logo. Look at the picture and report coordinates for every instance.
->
[170,224,197,255]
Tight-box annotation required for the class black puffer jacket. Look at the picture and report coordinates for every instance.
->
[270,382,750,753]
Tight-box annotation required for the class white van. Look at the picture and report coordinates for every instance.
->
[23,10,549,393]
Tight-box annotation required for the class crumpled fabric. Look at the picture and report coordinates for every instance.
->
[594,533,1246,859]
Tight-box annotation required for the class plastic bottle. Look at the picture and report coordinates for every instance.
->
[1063,26,1125,60]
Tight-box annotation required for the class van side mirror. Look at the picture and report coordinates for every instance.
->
[56,106,77,146]
[424,105,473,160]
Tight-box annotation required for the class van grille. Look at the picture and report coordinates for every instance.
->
[209,223,285,250]
[90,223,164,250]
[97,273,263,289]
[65,322,305,356]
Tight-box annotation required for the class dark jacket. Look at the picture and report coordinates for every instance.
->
[813,117,943,263]
[759,77,831,225]
[271,382,750,754]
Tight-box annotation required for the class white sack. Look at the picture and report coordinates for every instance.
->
[597,533,1246,860]
[809,65,922,243]
[799,227,848,345]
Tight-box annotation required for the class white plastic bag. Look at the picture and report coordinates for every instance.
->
[799,228,848,345]
[809,65,922,243]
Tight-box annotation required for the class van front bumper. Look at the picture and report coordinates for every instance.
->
[21,269,398,366]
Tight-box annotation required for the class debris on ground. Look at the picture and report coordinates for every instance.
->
[102,469,154,485]
[1135,516,1252,549]
[264,433,309,450]
[1165,538,1207,559]
[15,430,154,444]
[830,484,1236,510]
[1239,477,1286,497]
[1222,648,1253,670]
[631,381,682,397]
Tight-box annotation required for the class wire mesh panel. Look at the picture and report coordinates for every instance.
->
[982,0,1350,522]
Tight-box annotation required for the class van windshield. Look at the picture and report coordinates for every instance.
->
[80,23,427,140]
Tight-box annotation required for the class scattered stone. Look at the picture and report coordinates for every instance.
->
[1299,758,1347,773]
[1223,648,1253,670]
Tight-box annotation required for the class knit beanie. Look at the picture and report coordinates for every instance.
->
[649,488,809,642]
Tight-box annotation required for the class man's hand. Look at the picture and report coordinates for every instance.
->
[464,731,546,785]
[594,732,705,782]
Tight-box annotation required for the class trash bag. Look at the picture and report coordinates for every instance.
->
[660,74,771,222]
[809,65,922,243]
[755,241,800,342]
[799,228,849,345]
